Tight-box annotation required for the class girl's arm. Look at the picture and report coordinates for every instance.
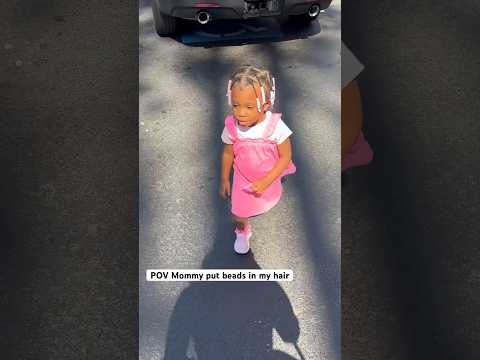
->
[262,138,292,187]
[221,144,234,182]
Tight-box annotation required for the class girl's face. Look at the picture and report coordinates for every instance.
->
[231,82,268,127]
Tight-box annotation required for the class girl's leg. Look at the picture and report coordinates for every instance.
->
[233,215,249,232]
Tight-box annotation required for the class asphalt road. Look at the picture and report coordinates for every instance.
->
[1,1,138,359]
[342,1,480,359]
[139,1,341,359]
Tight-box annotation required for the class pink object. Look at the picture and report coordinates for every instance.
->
[341,131,373,172]
[225,113,296,218]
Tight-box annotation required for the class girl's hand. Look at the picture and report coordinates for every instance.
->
[219,180,231,199]
[251,178,270,196]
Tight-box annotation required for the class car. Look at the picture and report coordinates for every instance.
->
[152,0,333,36]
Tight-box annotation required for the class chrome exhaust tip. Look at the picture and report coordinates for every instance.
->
[196,11,210,25]
[308,4,321,18]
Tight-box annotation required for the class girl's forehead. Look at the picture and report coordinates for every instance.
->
[231,82,260,98]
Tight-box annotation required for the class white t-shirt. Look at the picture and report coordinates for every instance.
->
[341,41,365,89]
[221,111,293,145]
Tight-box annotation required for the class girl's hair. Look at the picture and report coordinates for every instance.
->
[229,65,273,96]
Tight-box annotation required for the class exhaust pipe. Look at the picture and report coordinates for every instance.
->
[307,4,321,18]
[196,11,210,24]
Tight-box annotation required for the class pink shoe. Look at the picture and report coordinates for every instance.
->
[234,225,252,254]
[342,132,374,172]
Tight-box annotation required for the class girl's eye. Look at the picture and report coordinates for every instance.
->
[247,106,254,109]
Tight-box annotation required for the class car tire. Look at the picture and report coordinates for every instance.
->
[152,0,178,36]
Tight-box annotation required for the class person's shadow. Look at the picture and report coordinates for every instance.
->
[163,241,302,360]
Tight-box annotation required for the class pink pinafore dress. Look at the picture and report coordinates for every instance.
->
[225,113,296,218]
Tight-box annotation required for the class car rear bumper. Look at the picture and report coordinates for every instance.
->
[156,0,332,20]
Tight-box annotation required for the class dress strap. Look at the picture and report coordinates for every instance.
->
[262,112,282,140]
[225,115,237,141]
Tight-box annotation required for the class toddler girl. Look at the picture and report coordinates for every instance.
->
[219,65,296,254]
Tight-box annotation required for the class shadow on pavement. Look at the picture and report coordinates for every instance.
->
[163,248,301,360]
[173,18,321,48]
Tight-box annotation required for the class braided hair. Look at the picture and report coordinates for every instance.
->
[227,65,276,110]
